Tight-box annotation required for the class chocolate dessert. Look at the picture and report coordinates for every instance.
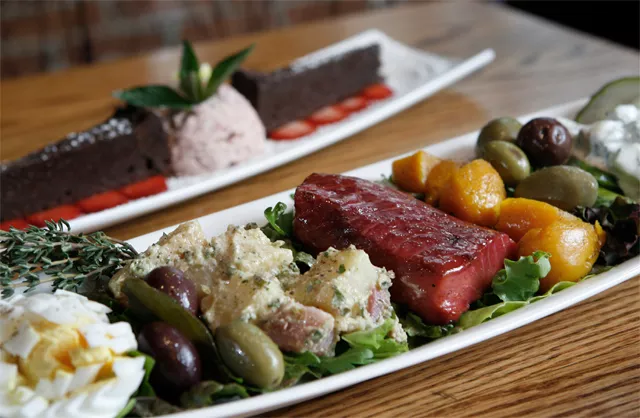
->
[0,107,171,221]
[232,44,381,132]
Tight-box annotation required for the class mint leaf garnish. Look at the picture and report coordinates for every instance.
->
[114,41,254,109]
[179,40,202,102]
[113,86,193,109]
[205,44,254,98]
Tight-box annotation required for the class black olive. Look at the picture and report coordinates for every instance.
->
[146,266,199,316]
[516,117,573,167]
[137,322,202,394]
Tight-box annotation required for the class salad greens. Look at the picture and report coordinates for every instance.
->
[491,251,550,302]
[567,157,622,193]
[573,197,640,265]
[180,382,249,408]
[129,351,156,397]
[262,202,315,270]
[284,319,408,383]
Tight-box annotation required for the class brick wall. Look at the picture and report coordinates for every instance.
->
[1,0,405,79]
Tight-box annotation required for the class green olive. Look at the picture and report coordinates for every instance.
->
[482,141,531,186]
[215,321,284,389]
[514,166,598,211]
[476,117,523,158]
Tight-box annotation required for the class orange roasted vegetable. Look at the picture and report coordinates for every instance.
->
[518,220,606,292]
[424,160,460,206]
[391,151,441,193]
[495,198,580,242]
[439,159,506,227]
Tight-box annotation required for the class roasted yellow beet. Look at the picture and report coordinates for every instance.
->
[518,220,606,292]
[439,159,506,227]
[424,160,459,206]
[392,151,441,193]
[495,198,580,242]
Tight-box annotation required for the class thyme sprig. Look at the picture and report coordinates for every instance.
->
[0,220,138,298]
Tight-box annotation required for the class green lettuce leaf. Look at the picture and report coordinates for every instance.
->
[283,319,406,381]
[398,311,454,340]
[491,251,551,302]
[128,350,156,397]
[458,281,576,329]
[315,347,375,375]
[263,202,293,238]
[342,318,407,358]
[261,202,314,270]
[180,381,249,408]
[114,398,136,418]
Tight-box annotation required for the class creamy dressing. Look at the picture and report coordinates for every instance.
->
[566,104,640,200]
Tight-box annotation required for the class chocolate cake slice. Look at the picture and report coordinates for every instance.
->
[232,44,381,132]
[0,107,171,221]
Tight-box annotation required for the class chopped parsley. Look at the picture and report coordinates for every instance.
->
[268,299,281,309]
[310,330,324,343]
[332,286,345,306]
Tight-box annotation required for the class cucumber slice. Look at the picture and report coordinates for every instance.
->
[575,77,640,124]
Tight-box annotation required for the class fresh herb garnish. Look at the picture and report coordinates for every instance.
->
[113,41,254,109]
[0,220,138,298]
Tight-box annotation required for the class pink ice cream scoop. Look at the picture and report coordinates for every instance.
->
[167,84,266,176]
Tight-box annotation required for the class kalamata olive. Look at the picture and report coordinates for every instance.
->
[516,117,573,167]
[215,321,284,389]
[146,266,198,316]
[482,141,531,186]
[515,166,598,211]
[138,322,202,394]
[476,117,522,158]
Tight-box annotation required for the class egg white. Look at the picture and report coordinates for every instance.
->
[0,290,144,418]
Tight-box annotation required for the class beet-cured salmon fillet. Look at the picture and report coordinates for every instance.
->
[293,173,517,324]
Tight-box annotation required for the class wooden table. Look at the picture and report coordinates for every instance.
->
[2,2,639,416]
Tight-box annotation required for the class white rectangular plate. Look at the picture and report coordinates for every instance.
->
[63,29,495,233]
[124,98,640,418]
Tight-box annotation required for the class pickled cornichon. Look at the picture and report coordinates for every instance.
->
[215,321,285,389]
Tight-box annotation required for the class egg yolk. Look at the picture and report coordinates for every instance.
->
[18,324,83,384]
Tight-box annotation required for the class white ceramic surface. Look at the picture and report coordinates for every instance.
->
[63,29,494,233]
[119,98,640,418]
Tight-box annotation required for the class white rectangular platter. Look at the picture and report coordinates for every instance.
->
[64,29,495,233]
[125,98,640,418]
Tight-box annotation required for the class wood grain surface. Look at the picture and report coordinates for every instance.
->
[1,2,639,417]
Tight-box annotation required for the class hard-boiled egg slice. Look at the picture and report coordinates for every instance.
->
[0,290,145,418]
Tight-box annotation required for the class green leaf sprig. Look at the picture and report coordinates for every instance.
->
[261,202,315,271]
[491,250,551,302]
[0,220,138,298]
[113,41,254,109]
